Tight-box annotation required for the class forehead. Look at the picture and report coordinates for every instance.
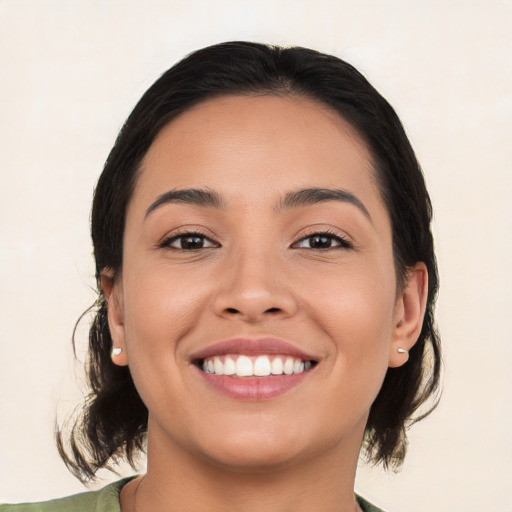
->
[132,94,384,217]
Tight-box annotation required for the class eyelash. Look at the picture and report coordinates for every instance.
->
[292,229,353,251]
[159,230,218,251]
[159,229,353,252]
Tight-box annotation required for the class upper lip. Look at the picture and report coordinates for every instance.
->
[189,336,317,362]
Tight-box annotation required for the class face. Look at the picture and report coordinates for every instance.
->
[105,95,426,471]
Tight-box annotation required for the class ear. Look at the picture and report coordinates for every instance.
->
[101,269,128,366]
[388,262,428,368]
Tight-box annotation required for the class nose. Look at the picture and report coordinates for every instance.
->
[212,248,298,323]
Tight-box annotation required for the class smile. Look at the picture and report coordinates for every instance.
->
[200,354,315,377]
[190,337,319,400]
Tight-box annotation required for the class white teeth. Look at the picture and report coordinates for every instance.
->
[294,360,305,374]
[253,356,271,376]
[213,357,224,375]
[235,355,253,377]
[271,357,283,375]
[283,357,294,375]
[201,354,314,377]
[223,356,236,375]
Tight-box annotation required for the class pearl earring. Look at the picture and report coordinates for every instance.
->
[397,347,407,354]
[112,347,122,356]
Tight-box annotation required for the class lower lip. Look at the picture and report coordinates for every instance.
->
[197,368,310,400]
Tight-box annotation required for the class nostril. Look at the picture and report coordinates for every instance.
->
[224,306,281,316]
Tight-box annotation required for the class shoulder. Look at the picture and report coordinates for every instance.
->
[0,478,134,512]
[2,482,384,512]
[356,493,387,512]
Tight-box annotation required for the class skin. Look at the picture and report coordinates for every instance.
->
[102,95,428,512]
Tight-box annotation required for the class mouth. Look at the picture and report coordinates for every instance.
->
[190,337,319,400]
[195,354,317,377]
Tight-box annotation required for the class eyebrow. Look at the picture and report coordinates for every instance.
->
[145,188,224,218]
[145,186,371,222]
[276,187,371,221]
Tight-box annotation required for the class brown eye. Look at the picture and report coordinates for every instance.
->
[294,232,352,250]
[163,233,218,250]
[179,235,206,250]
[307,235,334,249]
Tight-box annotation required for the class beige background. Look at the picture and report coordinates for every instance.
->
[0,1,511,510]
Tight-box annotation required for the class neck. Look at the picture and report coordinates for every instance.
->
[129,418,366,512]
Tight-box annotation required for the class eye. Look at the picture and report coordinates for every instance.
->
[293,232,352,250]
[161,232,219,251]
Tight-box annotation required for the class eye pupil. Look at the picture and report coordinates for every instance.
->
[181,236,204,249]
[309,235,331,249]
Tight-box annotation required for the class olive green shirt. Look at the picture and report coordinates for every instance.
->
[0,478,385,512]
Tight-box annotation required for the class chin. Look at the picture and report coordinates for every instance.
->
[192,420,308,470]
[201,442,302,473]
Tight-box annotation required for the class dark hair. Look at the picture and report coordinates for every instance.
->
[57,41,441,481]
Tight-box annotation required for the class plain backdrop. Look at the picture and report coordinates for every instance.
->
[0,1,511,511]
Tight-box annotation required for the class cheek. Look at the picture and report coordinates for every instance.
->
[306,262,396,333]
[119,263,211,400]
[117,268,213,439]
[123,262,210,343]
[302,264,396,379]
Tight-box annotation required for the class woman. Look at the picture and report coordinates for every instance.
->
[1,41,440,512]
